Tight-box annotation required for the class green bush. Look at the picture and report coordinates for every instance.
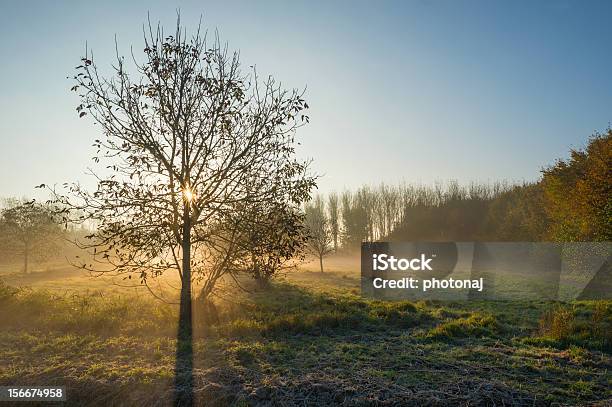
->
[427,313,501,340]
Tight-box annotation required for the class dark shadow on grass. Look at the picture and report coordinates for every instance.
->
[174,289,193,406]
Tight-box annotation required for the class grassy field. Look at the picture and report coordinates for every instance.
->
[0,256,610,406]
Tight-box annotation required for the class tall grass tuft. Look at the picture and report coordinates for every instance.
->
[531,302,611,351]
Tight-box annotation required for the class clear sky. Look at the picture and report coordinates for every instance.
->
[1,0,611,198]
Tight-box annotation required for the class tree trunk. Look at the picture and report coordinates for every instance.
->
[174,203,193,406]
[179,212,192,342]
[319,254,324,272]
[24,242,29,274]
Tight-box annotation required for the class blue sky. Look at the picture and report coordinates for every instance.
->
[1,0,611,198]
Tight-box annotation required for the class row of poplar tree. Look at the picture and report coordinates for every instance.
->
[305,129,611,262]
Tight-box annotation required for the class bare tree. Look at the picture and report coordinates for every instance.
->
[304,196,333,272]
[0,199,64,273]
[327,192,339,252]
[340,190,367,248]
[46,16,314,405]
[374,184,401,239]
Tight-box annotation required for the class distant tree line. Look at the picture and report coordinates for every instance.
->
[305,129,611,262]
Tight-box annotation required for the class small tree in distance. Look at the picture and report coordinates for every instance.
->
[305,195,333,272]
[232,201,307,288]
[0,199,64,273]
[327,192,339,252]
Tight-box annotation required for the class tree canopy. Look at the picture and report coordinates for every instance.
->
[0,199,64,273]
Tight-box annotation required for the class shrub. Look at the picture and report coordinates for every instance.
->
[532,302,611,351]
[427,313,501,340]
[539,306,574,340]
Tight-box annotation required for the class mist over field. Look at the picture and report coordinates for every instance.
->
[0,251,610,405]
[1,171,610,406]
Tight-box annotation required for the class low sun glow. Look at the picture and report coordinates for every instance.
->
[182,187,194,202]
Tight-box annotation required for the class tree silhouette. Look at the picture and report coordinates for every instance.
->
[305,196,333,272]
[231,200,307,287]
[0,199,64,273]
[327,192,339,252]
[47,16,314,406]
